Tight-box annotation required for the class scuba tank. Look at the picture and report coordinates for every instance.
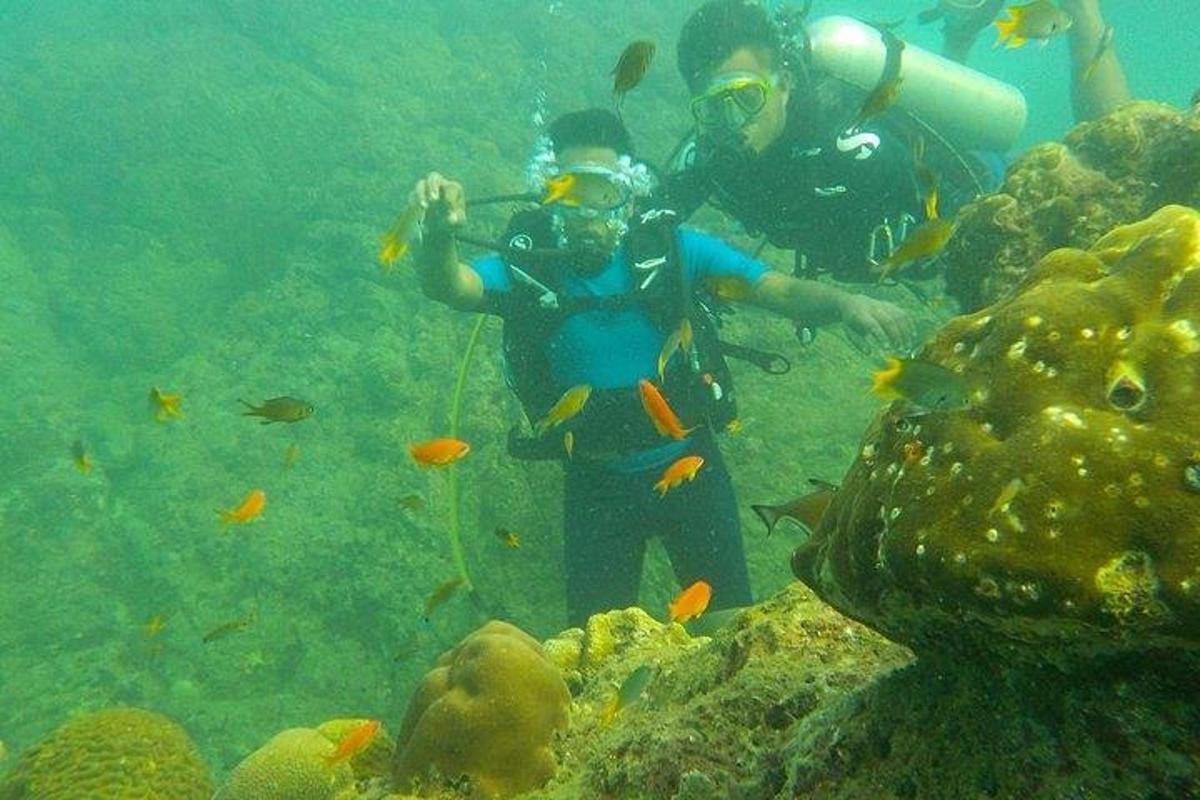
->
[805,15,1027,153]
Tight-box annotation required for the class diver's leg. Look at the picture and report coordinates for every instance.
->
[658,433,753,611]
[563,464,648,627]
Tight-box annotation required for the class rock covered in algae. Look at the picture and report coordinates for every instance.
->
[945,101,1200,310]
[392,620,570,798]
[793,205,1200,663]
[211,728,355,800]
[0,707,212,800]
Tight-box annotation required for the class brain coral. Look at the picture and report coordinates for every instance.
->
[793,205,1200,663]
[0,707,212,800]
[211,728,355,800]
[392,620,570,798]
[945,102,1200,310]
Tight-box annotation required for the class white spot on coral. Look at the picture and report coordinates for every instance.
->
[953,552,967,564]
[1044,407,1086,430]
[1024,315,1043,328]
[985,528,1000,543]
[1007,338,1028,359]
[889,507,901,520]
[915,544,926,556]
[1128,472,1143,487]
[950,462,964,476]
[1045,367,1058,378]
[1047,527,1062,540]
[953,341,966,353]
[1080,327,1095,339]
[1168,319,1199,353]
[1135,496,1151,509]
[973,315,992,329]
[981,422,994,434]
[1077,467,1089,478]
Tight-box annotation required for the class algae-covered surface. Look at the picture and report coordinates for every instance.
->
[1,2,1197,798]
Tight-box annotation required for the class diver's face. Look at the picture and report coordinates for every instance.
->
[555,145,631,262]
[697,47,790,154]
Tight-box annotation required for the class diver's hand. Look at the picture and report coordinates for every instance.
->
[838,294,916,354]
[413,172,467,232]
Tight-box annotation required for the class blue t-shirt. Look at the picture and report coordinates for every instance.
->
[474,228,768,472]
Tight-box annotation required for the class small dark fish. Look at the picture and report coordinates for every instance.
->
[494,527,521,548]
[751,479,838,536]
[239,396,314,424]
[202,610,256,644]
[71,439,93,474]
[393,630,422,662]
[1081,25,1114,82]
[872,356,971,413]
[612,40,655,105]
[423,577,465,620]
[399,493,427,513]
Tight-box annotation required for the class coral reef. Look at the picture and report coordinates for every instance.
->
[945,102,1200,310]
[392,620,570,798]
[793,205,1200,663]
[211,727,355,800]
[0,707,212,800]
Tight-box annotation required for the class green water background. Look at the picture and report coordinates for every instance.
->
[0,0,1189,778]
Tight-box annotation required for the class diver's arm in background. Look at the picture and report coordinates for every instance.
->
[936,0,1007,64]
[1061,0,1130,122]
[412,172,484,312]
[747,272,916,352]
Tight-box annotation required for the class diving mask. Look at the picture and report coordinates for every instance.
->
[543,163,634,215]
[690,71,777,131]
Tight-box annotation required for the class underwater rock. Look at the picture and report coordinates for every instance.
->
[392,620,570,799]
[0,707,212,800]
[212,728,355,800]
[794,205,1200,664]
[945,101,1200,310]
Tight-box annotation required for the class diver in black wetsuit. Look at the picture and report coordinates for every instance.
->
[666,1,935,287]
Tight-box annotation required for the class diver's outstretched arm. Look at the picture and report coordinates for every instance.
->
[1061,0,1130,122]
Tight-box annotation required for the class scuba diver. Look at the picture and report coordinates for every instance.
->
[666,0,1128,290]
[409,109,914,627]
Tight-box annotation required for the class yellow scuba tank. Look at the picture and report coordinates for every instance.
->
[806,15,1027,153]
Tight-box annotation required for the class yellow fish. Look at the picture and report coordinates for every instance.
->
[379,202,426,269]
[994,0,1073,49]
[564,431,575,459]
[871,356,970,413]
[142,613,169,638]
[149,387,184,422]
[657,318,693,382]
[534,384,592,435]
[541,174,580,206]
[876,218,956,282]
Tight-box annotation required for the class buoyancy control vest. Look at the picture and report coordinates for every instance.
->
[483,207,738,462]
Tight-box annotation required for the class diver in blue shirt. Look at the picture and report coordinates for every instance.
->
[411,109,914,626]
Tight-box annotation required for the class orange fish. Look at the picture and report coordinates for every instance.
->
[637,380,694,440]
[669,579,712,624]
[612,40,656,105]
[654,455,705,497]
[409,437,471,468]
[149,387,184,422]
[219,489,266,526]
[379,202,425,269]
[326,719,381,765]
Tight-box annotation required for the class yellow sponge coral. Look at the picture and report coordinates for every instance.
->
[392,620,570,798]
[212,728,355,800]
[0,707,212,800]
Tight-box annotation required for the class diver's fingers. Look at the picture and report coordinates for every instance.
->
[878,306,915,351]
[439,180,467,225]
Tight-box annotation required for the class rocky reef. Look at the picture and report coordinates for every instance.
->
[945,102,1200,310]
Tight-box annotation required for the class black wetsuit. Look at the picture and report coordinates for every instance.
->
[667,116,955,283]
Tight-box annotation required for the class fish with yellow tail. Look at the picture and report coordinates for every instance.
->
[994,1,1072,49]
[379,202,426,269]
[872,356,970,414]
[654,455,705,497]
[541,173,580,206]
[638,379,695,440]
[875,218,956,282]
[657,318,693,382]
[71,439,93,474]
[534,384,592,436]
[149,387,184,422]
